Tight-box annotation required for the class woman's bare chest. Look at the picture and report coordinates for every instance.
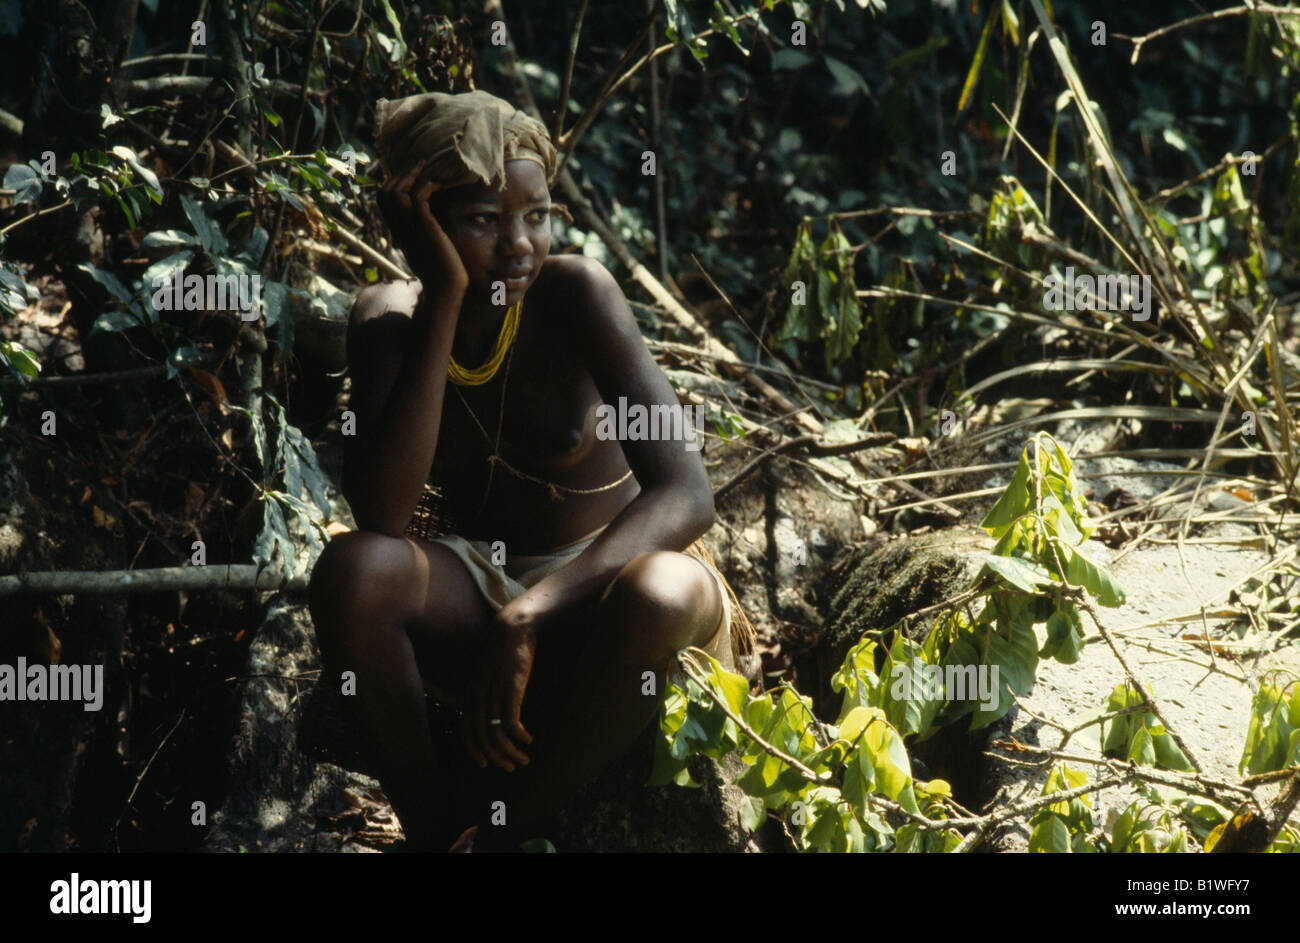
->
[433,327,603,484]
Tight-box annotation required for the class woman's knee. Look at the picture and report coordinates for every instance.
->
[309,530,422,626]
[602,550,723,657]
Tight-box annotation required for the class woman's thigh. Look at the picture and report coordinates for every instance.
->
[310,530,497,692]
[404,538,500,691]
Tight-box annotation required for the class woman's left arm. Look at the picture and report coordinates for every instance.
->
[498,255,717,633]
[464,257,716,770]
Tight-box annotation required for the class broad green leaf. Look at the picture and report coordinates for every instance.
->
[862,717,919,814]
[76,262,133,303]
[1127,725,1157,766]
[181,193,227,254]
[1028,815,1070,853]
[141,250,194,291]
[142,229,198,249]
[1063,545,1126,606]
[2,341,39,378]
[111,145,162,198]
[824,56,870,98]
[969,618,1038,729]
[738,795,766,832]
[1239,682,1296,775]
[91,309,144,334]
[3,163,42,203]
[981,452,1032,535]
[982,554,1055,593]
[1040,604,1083,664]
[771,49,814,70]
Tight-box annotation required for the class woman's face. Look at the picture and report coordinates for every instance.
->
[430,159,552,307]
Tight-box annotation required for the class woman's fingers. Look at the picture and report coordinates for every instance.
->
[396,157,428,192]
[490,712,530,767]
[382,158,429,219]
[475,689,516,772]
[504,685,533,747]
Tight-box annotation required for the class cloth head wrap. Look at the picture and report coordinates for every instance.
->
[373,90,557,192]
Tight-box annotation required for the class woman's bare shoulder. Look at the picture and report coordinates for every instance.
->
[539,253,615,292]
[537,255,626,334]
[349,278,423,326]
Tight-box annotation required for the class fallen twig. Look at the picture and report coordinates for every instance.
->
[0,564,308,597]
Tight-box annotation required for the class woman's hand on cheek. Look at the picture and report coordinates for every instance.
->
[376,161,468,303]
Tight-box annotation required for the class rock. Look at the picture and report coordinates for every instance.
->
[820,527,991,669]
[545,724,763,853]
[204,596,397,852]
[815,529,997,797]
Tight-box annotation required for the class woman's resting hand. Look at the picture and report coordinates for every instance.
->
[460,604,539,772]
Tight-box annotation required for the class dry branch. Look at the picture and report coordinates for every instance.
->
[0,565,308,597]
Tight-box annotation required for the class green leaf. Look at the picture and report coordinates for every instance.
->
[771,49,814,71]
[111,145,162,198]
[3,163,42,204]
[710,1,747,54]
[982,554,1055,593]
[969,617,1038,729]
[1110,801,1140,851]
[1041,493,1084,547]
[860,712,919,814]
[76,262,133,304]
[377,0,407,61]
[142,230,199,249]
[1127,725,1157,765]
[831,636,881,720]
[180,194,227,254]
[690,651,750,714]
[1150,721,1194,772]
[91,310,144,334]
[981,452,1032,535]
[140,251,194,297]
[957,3,1000,116]
[1239,682,1297,775]
[1,341,40,378]
[824,56,870,98]
[1040,603,1083,664]
[253,492,292,579]
[1063,545,1126,606]
[878,635,944,738]
[738,795,766,832]
[1028,815,1070,852]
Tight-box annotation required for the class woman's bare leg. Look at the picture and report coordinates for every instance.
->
[308,530,494,851]
[465,551,724,850]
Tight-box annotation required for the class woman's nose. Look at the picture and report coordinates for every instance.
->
[498,217,532,253]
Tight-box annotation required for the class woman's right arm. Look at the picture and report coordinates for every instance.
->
[341,168,469,537]
[340,284,462,537]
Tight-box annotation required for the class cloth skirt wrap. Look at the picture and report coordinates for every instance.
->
[373,89,558,191]
[424,524,756,682]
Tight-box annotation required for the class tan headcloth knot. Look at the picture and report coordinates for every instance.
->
[373,90,557,191]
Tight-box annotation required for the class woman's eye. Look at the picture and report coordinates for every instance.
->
[528,210,549,223]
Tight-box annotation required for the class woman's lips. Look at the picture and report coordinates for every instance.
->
[500,272,531,290]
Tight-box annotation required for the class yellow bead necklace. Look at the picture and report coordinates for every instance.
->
[447,298,521,386]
